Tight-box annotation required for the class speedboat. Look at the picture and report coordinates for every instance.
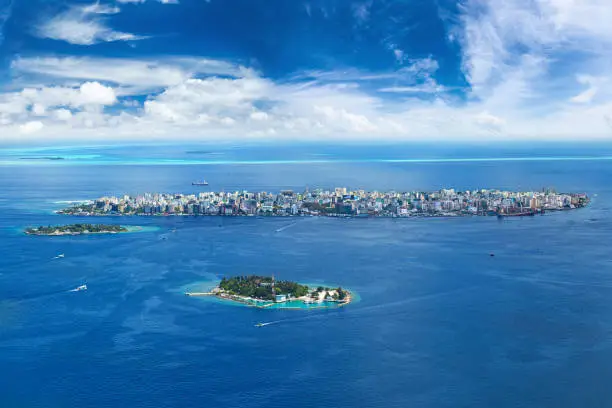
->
[255,323,265,327]
[54,253,65,259]
[73,284,88,292]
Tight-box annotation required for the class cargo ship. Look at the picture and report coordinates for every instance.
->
[192,180,209,186]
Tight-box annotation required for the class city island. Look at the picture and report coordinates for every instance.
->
[25,223,128,236]
[57,187,589,218]
[185,275,352,309]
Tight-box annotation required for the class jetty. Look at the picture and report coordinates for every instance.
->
[184,291,214,297]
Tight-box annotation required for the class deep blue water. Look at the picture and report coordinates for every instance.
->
[3,145,612,407]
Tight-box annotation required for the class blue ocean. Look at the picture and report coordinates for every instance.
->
[2,143,612,408]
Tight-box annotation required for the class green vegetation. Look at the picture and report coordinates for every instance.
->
[219,275,310,300]
[25,224,127,235]
[57,203,100,215]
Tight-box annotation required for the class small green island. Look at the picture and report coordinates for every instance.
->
[25,223,128,236]
[186,275,352,309]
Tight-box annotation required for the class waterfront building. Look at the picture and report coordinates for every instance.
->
[58,187,589,218]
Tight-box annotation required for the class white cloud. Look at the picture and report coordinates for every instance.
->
[570,75,607,104]
[0,59,590,143]
[11,56,240,93]
[352,2,372,24]
[31,103,46,116]
[0,0,14,45]
[0,81,117,133]
[544,0,612,42]
[54,109,73,121]
[449,0,612,138]
[82,2,121,15]
[379,82,443,94]
[19,121,43,134]
[384,42,407,65]
[143,76,272,123]
[250,111,269,121]
[403,58,439,75]
[475,111,505,129]
[5,0,612,148]
[393,49,404,63]
[35,3,147,45]
[78,81,117,105]
[314,105,377,133]
[571,86,598,104]
[293,58,437,84]
[458,0,612,101]
[21,82,116,108]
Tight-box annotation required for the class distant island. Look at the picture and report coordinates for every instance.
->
[185,275,352,309]
[25,224,128,236]
[19,156,65,160]
[57,187,589,218]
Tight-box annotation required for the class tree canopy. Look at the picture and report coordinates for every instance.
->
[26,224,127,235]
[219,275,309,300]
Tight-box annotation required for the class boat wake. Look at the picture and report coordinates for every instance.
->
[275,222,298,233]
[251,286,481,327]
[488,272,612,289]
[255,320,282,327]
[352,286,480,315]
[4,284,87,302]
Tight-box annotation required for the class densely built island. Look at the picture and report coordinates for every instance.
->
[25,224,128,236]
[186,275,351,309]
[57,187,589,218]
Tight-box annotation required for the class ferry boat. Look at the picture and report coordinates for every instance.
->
[192,180,209,186]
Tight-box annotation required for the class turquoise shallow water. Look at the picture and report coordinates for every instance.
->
[5,143,612,167]
[5,156,612,167]
[124,225,161,234]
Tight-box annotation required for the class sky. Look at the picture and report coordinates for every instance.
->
[0,0,611,144]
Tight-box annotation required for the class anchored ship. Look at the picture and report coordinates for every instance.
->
[192,180,209,186]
